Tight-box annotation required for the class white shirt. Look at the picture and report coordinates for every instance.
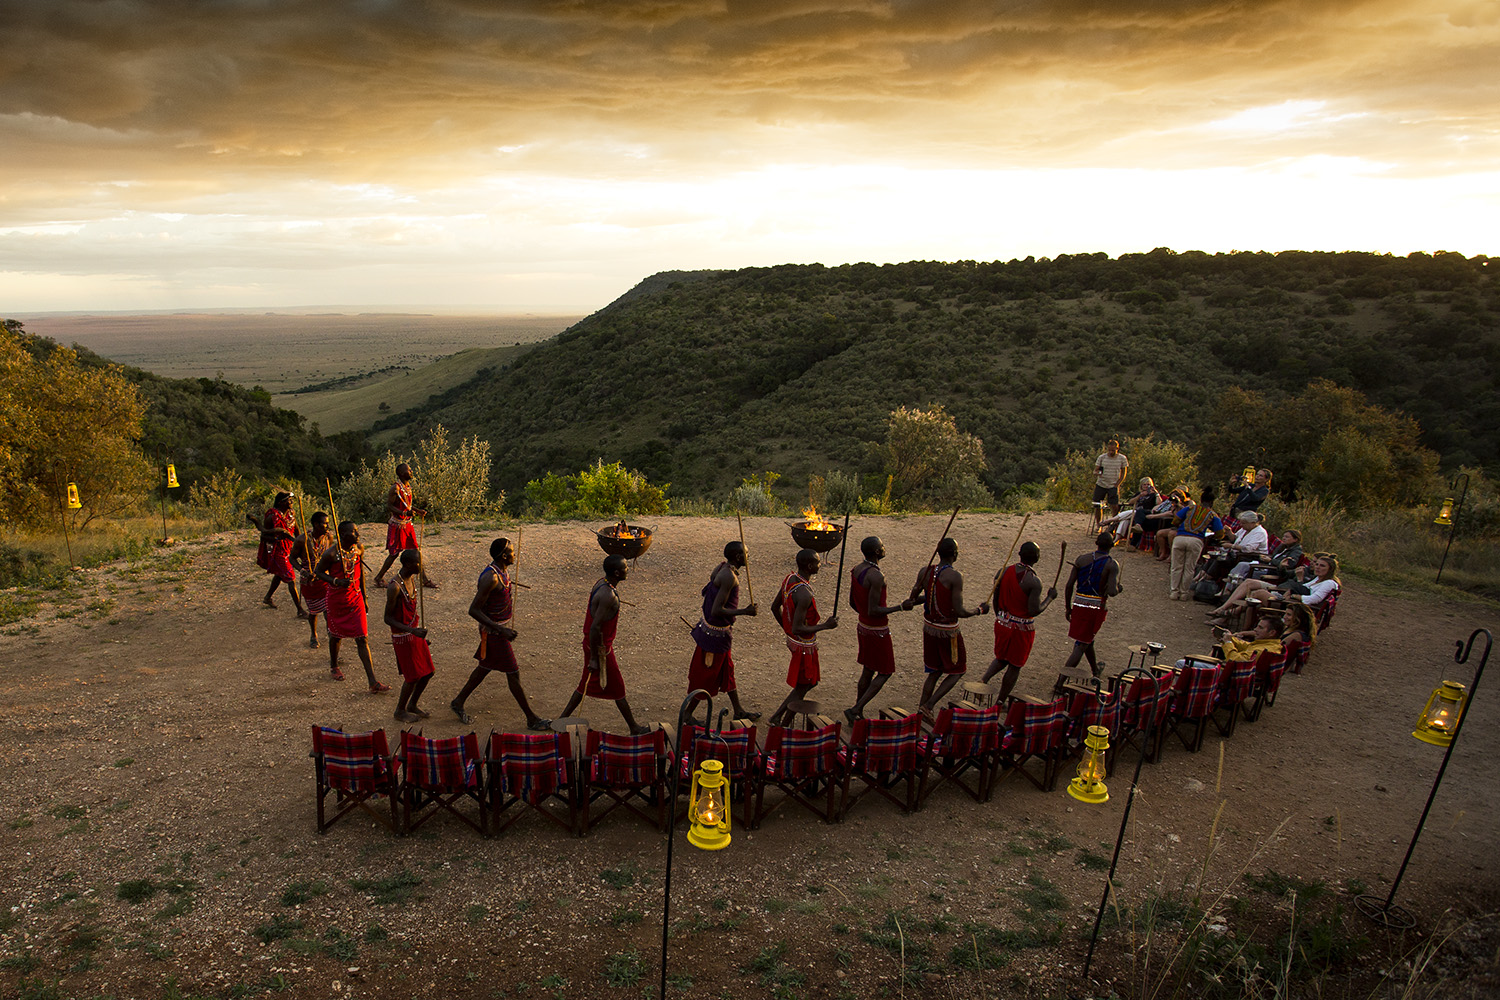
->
[1232,525,1268,555]
[1300,578,1339,605]
[1095,452,1129,488]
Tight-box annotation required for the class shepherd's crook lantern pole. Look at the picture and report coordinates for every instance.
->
[1433,473,1470,584]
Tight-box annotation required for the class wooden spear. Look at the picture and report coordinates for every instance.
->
[920,506,962,599]
[735,510,755,606]
[416,512,426,630]
[830,511,852,614]
[1051,540,1070,591]
[990,512,1033,604]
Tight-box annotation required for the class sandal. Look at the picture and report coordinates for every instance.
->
[527,717,553,732]
[330,666,345,681]
[451,701,473,724]
[369,681,390,694]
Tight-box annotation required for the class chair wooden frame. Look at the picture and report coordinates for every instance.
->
[994,695,1070,792]
[488,731,581,836]
[1166,658,1224,753]
[398,730,487,836]
[581,728,671,834]
[838,710,925,819]
[751,722,843,828]
[311,725,399,835]
[917,704,1003,806]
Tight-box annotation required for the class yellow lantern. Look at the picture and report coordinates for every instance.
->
[166,464,179,488]
[66,483,82,509]
[1412,681,1467,747]
[685,758,731,850]
[1434,498,1455,526]
[1067,725,1111,804]
[1242,466,1257,485]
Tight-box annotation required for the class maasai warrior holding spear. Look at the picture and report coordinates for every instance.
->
[768,548,840,728]
[385,549,434,722]
[292,511,335,648]
[686,541,760,719]
[313,520,389,692]
[1063,531,1123,678]
[373,464,436,589]
[450,537,551,730]
[980,541,1060,700]
[843,536,915,724]
[257,492,305,616]
[558,555,650,734]
[909,537,989,716]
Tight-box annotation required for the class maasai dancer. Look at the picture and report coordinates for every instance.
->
[557,556,649,734]
[293,512,334,648]
[686,541,760,719]
[385,549,434,722]
[844,536,915,724]
[373,464,434,588]
[909,537,989,716]
[258,492,305,615]
[1063,531,1123,677]
[450,538,550,730]
[314,521,389,692]
[768,549,839,728]
[981,541,1058,700]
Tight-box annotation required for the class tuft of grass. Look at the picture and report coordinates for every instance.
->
[599,863,637,890]
[279,880,328,906]
[464,904,487,925]
[604,950,645,988]
[608,908,643,929]
[1076,848,1111,870]
[48,804,85,821]
[741,941,807,999]
[1244,870,1328,902]
[113,757,134,767]
[323,928,358,961]
[251,915,304,945]
[116,879,159,904]
[362,923,387,944]
[349,870,422,906]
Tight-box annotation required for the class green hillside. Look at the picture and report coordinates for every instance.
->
[372,251,1498,503]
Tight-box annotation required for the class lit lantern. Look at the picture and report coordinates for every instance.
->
[1067,725,1111,804]
[685,758,731,850]
[1242,466,1257,485]
[66,483,82,509]
[1434,498,1455,526]
[166,464,179,488]
[1412,681,1467,747]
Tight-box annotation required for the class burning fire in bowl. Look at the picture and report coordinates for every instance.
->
[788,507,845,553]
[596,521,654,560]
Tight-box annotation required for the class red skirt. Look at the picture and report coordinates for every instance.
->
[302,577,328,615]
[386,521,418,553]
[785,642,820,688]
[474,632,519,673]
[688,645,736,695]
[393,635,435,682]
[856,627,896,676]
[325,586,368,639]
[1068,604,1108,644]
[993,620,1037,667]
[577,646,626,700]
[923,630,966,675]
[267,548,295,583]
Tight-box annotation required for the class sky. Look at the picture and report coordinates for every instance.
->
[2,0,1498,313]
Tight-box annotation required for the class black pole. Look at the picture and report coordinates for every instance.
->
[1357,629,1490,928]
[661,690,712,1000]
[1435,474,1470,584]
[1083,666,1160,980]
[159,457,169,542]
[830,511,851,612]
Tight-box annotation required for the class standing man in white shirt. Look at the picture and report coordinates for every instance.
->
[1093,439,1130,519]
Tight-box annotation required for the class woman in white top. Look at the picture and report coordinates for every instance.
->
[1208,554,1340,621]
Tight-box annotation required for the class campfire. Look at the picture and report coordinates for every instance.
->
[800,506,837,532]
[788,506,845,553]
[595,521,654,561]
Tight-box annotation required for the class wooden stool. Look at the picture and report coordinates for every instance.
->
[551,716,589,766]
[785,698,822,730]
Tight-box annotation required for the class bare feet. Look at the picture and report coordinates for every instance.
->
[309,637,320,649]
[451,701,473,724]
[262,597,277,609]
[844,708,859,725]
[296,609,309,620]
[629,724,652,736]
[422,579,440,590]
[373,575,386,589]
[369,681,390,694]
[410,707,430,719]
[394,709,420,723]
[527,717,553,732]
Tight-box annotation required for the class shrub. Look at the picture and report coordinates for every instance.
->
[335,425,500,523]
[726,472,785,517]
[823,470,862,515]
[187,469,254,529]
[1045,434,1199,510]
[523,460,669,518]
[880,404,987,505]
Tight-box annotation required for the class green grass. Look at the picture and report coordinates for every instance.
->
[349,870,423,906]
[599,862,637,891]
[1243,870,1329,902]
[741,941,807,999]
[251,915,304,945]
[279,880,328,906]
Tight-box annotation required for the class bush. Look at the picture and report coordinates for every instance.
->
[823,470,862,515]
[880,404,987,505]
[187,469,254,529]
[335,425,500,523]
[1045,434,1199,511]
[726,472,786,517]
[523,460,669,518]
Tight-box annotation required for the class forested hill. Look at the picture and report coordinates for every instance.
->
[16,329,368,487]
[376,251,1498,500]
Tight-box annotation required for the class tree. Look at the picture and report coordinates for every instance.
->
[879,404,989,507]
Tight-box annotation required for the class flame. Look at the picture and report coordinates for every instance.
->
[802,506,836,531]
[610,522,642,539]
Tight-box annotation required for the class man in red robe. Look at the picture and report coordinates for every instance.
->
[908,537,988,716]
[768,549,839,728]
[844,536,914,723]
[313,521,389,692]
[557,556,649,734]
[385,549,434,723]
[686,541,760,719]
[258,492,305,616]
[981,541,1058,700]
[450,537,550,730]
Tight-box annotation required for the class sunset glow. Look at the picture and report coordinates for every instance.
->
[2,0,1497,312]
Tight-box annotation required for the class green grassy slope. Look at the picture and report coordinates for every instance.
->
[372,251,1500,503]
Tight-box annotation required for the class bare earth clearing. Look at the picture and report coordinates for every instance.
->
[3,513,1498,999]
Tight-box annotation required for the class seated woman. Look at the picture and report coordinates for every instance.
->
[1280,603,1317,670]
[1201,510,1269,585]
[1150,487,1191,560]
[1105,476,1160,543]
[1227,468,1273,519]
[1227,528,1304,585]
[1208,554,1340,621]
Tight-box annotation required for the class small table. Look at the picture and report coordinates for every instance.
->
[785,698,823,730]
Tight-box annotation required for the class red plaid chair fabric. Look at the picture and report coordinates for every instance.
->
[1284,636,1311,675]
[399,730,486,836]
[676,723,757,824]
[1063,685,1122,777]
[488,731,580,836]
[311,726,398,834]
[1314,585,1340,631]
[995,696,1069,792]
[751,723,842,828]
[1116,671,1173,764]
[838,713,924,818]
[918,705,1002,805]
[1167,659,1224,753]
[581,729,669,834]
[1213,658,1259,737]
[1247,650,1291,721]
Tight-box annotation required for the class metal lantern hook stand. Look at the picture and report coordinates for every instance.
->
[1355,629,1491,929]
[660,688,713,1000]
[1435,473,1470,584]
[1082,666,1162,981]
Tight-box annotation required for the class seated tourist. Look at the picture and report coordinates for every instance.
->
[1208,554,1340,621]
[1227,528,1304,585]
[1201,511,1270,586]
[1227,468,1273,518]
[1212,615,1284,661]
[1150,487,1191,560]
[1104,476,1161,543]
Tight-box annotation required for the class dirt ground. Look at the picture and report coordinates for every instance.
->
[3,512,1499,1000]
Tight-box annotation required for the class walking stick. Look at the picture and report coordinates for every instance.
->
[921,506,962,595]
[831,512,851,613]
[1052,541,1069,590]
[416,512,426,630]
[735,511,754,606]
[514,525,522,609]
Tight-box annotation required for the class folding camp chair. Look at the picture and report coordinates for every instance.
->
[1245,650,1290,722]
[751,722,842,828]
[488,731,581,836]
[398,730,486,836]
[838,711,925,819]
[1284,635,1311,675]
[581,728,670,834]
[311,725,398,834]
[1062,682,1122,777]
[1212,657,1257,737]
[917,704,1002,805]
[1114,669,1173,764]
[677,723,758,822]
[994,695,1069,791]
[1166,658,1223,753]
[1314,585,1340,631]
